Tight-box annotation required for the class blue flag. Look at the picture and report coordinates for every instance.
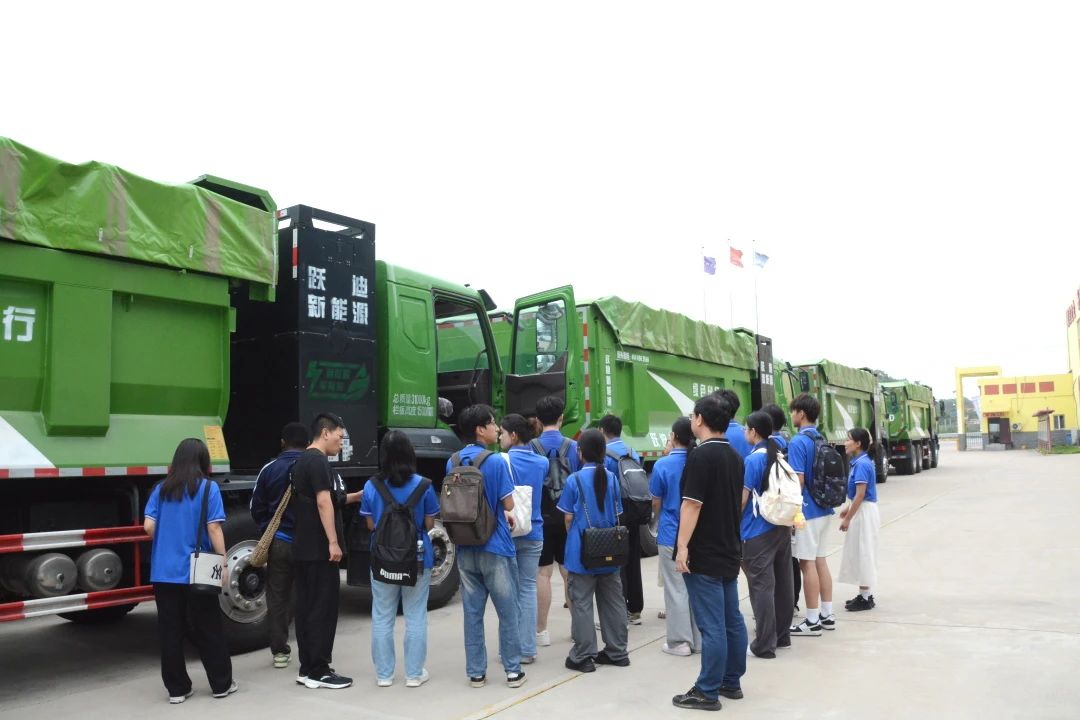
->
[703,256,717,275]
[754,251,769,268]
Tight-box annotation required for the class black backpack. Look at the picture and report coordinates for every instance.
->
[606,449,652,526]
[369,477,431,586]
[810,434,847,509]
[529,438,572,525]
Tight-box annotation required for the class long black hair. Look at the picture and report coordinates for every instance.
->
[745,411,776,492]
[578,428,609,511]
[161,438,211,501]
[672,416,695,450]
[848,427,872,453]
[378,430,417,488]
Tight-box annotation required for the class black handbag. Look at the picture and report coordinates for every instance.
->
[578,474,629,570]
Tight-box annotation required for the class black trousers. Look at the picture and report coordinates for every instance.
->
[154,583,232,697]
[793,556,802,610]
[267,539,295,655]
[621,523,644,614]
[294,560,340,678]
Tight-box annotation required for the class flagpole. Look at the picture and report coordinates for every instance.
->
[753,240,760,339]
[727,240,734,329]
[701,245,708,324]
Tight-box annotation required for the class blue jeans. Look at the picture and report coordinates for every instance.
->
[458,550,522,677]
[514,538,543,658]
[683,573,747,700]
[370,569,431,681]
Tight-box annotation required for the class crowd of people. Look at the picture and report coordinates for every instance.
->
[143,391,881,711]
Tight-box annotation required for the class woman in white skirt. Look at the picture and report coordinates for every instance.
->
[838,428,879,612]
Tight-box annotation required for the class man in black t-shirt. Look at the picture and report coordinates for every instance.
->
[672,394,749,712]
[291,413,352,690]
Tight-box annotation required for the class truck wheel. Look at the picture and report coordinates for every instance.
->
[60,604,136,624]
[640,518,659,558]
[874,446,888,484]
[427,521,460,609]
[930,441,939,468]
[913,444,922,474]
[921,444,931,470]
[218,513,271,655]
[904,445,917,475]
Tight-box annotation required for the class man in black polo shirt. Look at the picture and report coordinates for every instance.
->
[292,413,352,690]
[672,394,748,712]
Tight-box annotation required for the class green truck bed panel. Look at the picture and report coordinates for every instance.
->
[0,137,277,289]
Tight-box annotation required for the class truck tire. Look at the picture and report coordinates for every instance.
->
[426,521,460,609]
[874,446,888,484]
[640,517,659,558]
[904,444,917,475]
[218,512,271,655]
[930,441,939,469]
[60,604,136,624]
[913,444,922,474]
[921,444,931,471]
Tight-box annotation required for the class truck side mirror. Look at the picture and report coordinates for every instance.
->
[799,371,810,394]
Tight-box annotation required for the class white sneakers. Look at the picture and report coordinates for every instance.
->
[405,670,430,688]
[662,642,692,657]
[377,677,394,688]
[536,630,551,647]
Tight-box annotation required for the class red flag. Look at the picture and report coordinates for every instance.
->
[729,246,744,268]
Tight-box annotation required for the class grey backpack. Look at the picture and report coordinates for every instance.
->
[440,451,497,546]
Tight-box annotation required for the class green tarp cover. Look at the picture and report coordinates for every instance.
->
[591,297,756,370]
[810,360,877,394]
[0,138,277,287]
[882,380,934,404]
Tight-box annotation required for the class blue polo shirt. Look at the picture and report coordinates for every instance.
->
[726,420,752,458]
[506,446,549,542]
[648,449,688,548]
[787,425,834,520]
[770,434,789,452]
[536,429,581,474]
[445,445,517,557]
[847,452,877,503]
[359,473,440,569]
[741,443,776,541]
[145,479,226,585]
[557,464,623,576]
[604,438,641,477]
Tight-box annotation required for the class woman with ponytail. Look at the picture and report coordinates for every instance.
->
[740,411,795,658]
[650,417,699,657]
[838,428,879,612]
[558,428,629,673]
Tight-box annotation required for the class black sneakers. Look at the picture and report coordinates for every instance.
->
[469,675,486,688]
[565,657,597,673]
[673,686,721,711]
[846,595,875,611]
[506,672,527,688]
[595,651,630,667]
[718,686,744,700]
[820,614,836,630]
[304,672,352,689]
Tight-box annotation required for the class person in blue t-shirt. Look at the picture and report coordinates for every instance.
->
[838,428,880,613]
[143,438,235,704]
[360,430,440,688]
[445,405,525,690]
[650,417,699,657]
[600,414,645,625]
[532,396,580,649]
[762,402,799,609]
[715,389,752,459]
[786,394,836,636]
[499,413,549,665]
[559,429,629,673]
[740,412,795,658]
[249,422,309,670]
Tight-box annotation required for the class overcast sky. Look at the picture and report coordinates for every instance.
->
[5,2,1079,402]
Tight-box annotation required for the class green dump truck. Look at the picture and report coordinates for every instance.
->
[785,361,890,482]
[0,139,571,649]
[881,380,940,474]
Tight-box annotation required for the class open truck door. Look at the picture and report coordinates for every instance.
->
[505,286,582,418]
